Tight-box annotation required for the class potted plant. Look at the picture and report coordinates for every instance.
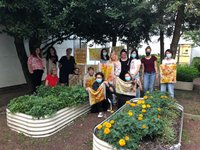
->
[7,85,90,138]
[175,65,199,90]
[93,91,184,150]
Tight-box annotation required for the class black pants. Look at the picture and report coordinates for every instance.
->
[117,94,135,109]
[32,69,43,92]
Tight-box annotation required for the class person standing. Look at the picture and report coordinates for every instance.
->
[100,48,110,64]
[119,49,129,81]
[160,49,176,98]
[109,50,121,77]
[27,47,44,93]
[129,49,142,97]
[141,46,159,93]
[46,46,58,74]
[59,48,76,86]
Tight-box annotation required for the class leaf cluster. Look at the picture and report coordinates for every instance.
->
[8,85,88,119]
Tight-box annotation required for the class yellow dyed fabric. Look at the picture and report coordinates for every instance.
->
[160,64,176,83]
[84,75,96,88]
[99,63,114,82]
[88,84,106,105]
[115,77,136,96]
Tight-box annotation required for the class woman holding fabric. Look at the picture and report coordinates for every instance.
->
[87,72,114,118]
[141,46,159,93]
[119,49,129,81]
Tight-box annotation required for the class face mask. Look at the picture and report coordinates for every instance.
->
[103,52,107,56]
[166,53,172,58]
[125,77,131,81]
[96,79,102,83]
[146,52,151,56]
[131,54,136,58]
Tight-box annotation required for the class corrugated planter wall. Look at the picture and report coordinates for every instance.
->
[93,99,184,150]
[7,103,90,138]
[175,81,193,91]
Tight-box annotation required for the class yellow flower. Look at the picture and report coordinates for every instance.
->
[146,91,150,94]
[139,114,143,117]
[119,139,126,147]
[104,128,110,134]
[138,117,143,121]
[126,101,131,104]
[103,122,108,126]
[125,136,129,141]
[105,122,112,128]
[157,108,161,111]
[142,109,147,113]
[150,96,153,99]
[110,120,115,125]
[142,104,146,109]
[130,103,136,107]
[128,111,133,116]
[141,100,145,104]
[143,96,148,100]
[160,95,164,99]
[147,104,151,108]
[158,115,161,119]
[142,124,146,129]
[97,124,102,130]
[164,96,168,99]
[137,100,142,105]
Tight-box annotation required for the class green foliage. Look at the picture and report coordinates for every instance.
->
[96,91,180,150]
[8,85,88,118]
[177,65,199,82]
[192,57,200,73]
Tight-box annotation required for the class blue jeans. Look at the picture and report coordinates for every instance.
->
[143,72,156,93]
[160,83,174,98]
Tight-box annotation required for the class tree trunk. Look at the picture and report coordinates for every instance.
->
[14,37,34,93]
[160,29,165,62]
[29,35,42,54]
[170,4,185,59]
[112,36,117,47]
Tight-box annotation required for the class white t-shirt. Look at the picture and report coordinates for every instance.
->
[130,59,141,75]
[162,59,176,65]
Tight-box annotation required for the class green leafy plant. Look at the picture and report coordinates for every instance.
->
[192,57,200,73]
[8,85,88,118]
[96,91,180,150]
[177,65,199,82]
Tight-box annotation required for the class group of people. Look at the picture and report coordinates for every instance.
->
[27,45,176,118]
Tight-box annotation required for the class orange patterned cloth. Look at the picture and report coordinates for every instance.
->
[160,64,176,83]
[88,84,106,105]
[99,63,114,82]
[83,74,96,88]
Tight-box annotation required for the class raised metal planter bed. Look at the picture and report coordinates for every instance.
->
[7,103,90,138]
[93,99,184,150]
[175,81,193,91]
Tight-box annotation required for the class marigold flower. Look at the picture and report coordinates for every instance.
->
[158,115,161,119]
[142,124,146,129]
[143,96,148,100]
[138,117,143,121]
[110,120,115,125]
[130,103,136,107]
[141,100,145,104]
[119,139,126,147]
[126,101,131,104]
[105,122,112,128]
[150,96,153,99]
[160,95,164,99]
[97,124,102,130]
[142,104,146,109]
[137,100,142,105]
[128,111,133,116]
[125,136,129,141]
[147,104,151,108]
[157,108,161,111]
[104,128,110,134]
[164,96,168,99]
[139,114,143,117]
[103,122,108,126]
[142,109,147,113]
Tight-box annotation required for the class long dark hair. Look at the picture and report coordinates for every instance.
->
[120,49,128,60]
[100,48,109,61]
[128,48,139,66]
[32,47,42,58]
[46,46,58,64]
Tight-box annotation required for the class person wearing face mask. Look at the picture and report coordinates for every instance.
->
[116,72,136,108]
[141,46,159,93]
[88,72,114,117]
[160,49,176,98]
[100,48,110,63]
[119,49,129,81]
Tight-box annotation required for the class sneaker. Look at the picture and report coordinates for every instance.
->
[98,112,104,118]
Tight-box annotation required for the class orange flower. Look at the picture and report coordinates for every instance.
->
[105,122,112,128]
[130,103,136,107]
[142,124,146,129]
[119,139,126,147]
[157,108,161,111]
[142,109,147,113]
[125,136,129,141]
[158,115,161,119]
[104,128,110,134]
[138,117,143,121]
[147,104,151,108]
[97,124,102,130]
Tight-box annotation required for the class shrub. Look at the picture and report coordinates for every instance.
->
[177,65,199,82]
[192,57,200,73]
[96,91,180,150]
[8,85,88,118]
